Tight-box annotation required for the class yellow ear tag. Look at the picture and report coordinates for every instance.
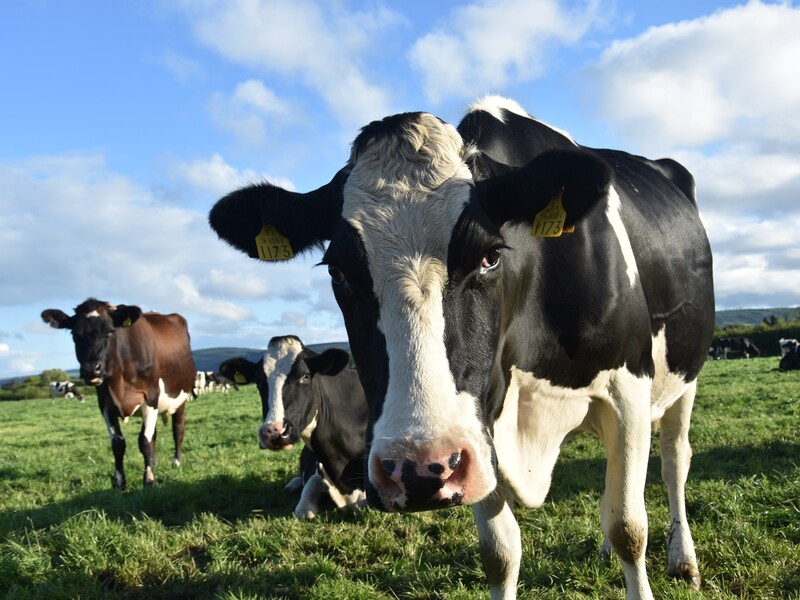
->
[531,188,572,238]
[234,371,247,384]
[122,317,132,327]
[255,223,295,261]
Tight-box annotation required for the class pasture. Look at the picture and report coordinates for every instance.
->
[1,358,798,599]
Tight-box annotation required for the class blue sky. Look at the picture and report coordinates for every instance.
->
[1,0,799,377]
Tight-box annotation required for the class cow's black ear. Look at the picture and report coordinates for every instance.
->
[218,357,260,385]
[41,309,72,330]
[306,349,351,377]
[476,149,612,229]
[209,166,350,261]
[109,305,142,328]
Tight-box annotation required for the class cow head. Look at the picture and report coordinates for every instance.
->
[41,298,142,386]
[209,111,610,511]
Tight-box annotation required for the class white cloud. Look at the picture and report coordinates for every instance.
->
[207,80,293,147]
[168,153,295,196]
[155,49,204,83]
[184,0,403,128]
[409,0,603,104]
[586,1,800,152]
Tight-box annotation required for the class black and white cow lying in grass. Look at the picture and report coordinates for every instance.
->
[219,336,367,518]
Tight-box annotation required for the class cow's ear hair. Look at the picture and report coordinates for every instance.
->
[209,166,350,260]
[305,349,351,377]
[476,149,612,228]
[41,309,72,330]
[218,357,259,385]
[110,305,142,328]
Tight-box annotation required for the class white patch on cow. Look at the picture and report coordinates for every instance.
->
[468,95,577,146]
[299,411,318,447]
[294,471,326,519]
[605,186,638,287]
[86,310,101,318]
[262,337,304,429]
[157,378,189,415]
[344,113,496,504]
[318,462,366,512]
[142,403,159,443]
[649,327,696,421]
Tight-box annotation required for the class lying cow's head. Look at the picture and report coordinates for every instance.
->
[219,336,350,451]
[41,298,142,386]
[209,111,610,511]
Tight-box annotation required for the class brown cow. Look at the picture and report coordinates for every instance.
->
[42,298,196,490]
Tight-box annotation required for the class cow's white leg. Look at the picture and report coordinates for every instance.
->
[660,381,700,588]
[473,487,520,600]
[294,472,327,519]
[140,403,160,486]
[598,373,654,600]
[284,476,304,494]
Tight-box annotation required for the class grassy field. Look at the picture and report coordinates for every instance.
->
[1,357,798,599]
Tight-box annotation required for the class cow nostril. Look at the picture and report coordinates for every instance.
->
[428,462,445,475]
[448,452,461,470]
[381,458,396,476]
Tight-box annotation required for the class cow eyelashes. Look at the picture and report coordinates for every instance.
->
[479,248,502,274]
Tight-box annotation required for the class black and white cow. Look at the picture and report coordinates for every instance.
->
[716,336,760,359]
[209,96,715,598]
[779,338,800,371]
[49,380,84,402]
[218,336,367,518]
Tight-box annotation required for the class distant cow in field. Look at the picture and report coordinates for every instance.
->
[49,380,84,402]
[218,336,367,518]
[41,298,196,490]
[716,337,760,359]
[210,96,714,597]
[779,339,800,371]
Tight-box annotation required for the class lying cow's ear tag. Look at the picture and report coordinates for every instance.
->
[532,188,572,238]
[255,223,295,261]
[234,371,247,384]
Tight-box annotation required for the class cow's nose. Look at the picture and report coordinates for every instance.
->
[371,447,470,511]
[258,421,294,450]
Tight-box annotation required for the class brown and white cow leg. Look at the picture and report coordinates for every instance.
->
[598,374,654,600]
[140,404,160,486]
[660,383,701,588]
[171,403,186,468]
[473,488,521,600]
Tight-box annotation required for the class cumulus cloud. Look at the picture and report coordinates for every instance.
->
[154,49,204,83]
[586,1,800,153]
[207,80,294,147]
[168,153,295,197]
[409,0,604,104]
[183,0,403,128]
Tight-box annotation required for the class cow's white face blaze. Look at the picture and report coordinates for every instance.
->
[259,336,304,450]
[341,114,497,510]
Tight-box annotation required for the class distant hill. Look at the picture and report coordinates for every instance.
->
[716,307,799,328]
[192,342,352,372]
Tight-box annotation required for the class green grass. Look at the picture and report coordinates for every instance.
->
[1,358,799,599]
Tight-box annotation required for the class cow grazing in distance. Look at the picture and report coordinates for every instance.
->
[49,380,84,402]
[716,337,760,359]
[41,299,196,490]
[209,96,715,599]
[218,336,368,518]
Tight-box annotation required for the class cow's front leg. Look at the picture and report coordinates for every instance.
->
[598,375,654,600]
[140,404,160,486]
[171,403,186,467]
[660,382,701,588]
[294,471,328,519]
[473,487,521,600]
[102,406,127,490]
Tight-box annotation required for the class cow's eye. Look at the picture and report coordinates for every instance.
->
[328,265,347,286]
[480,248,502,273]
[299,373,311,383]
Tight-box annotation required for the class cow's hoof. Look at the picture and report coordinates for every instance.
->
[112,474,126,490]
[283,476,304,494]
[144,477,158,487]
[173,458,181,468]
[669,563,701,590]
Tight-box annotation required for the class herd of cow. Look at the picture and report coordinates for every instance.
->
[37,96,781,599]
